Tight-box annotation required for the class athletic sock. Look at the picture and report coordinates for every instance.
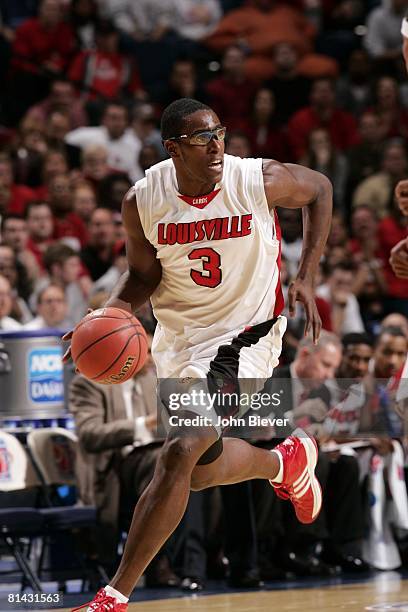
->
[104,585,129,604]
[271,450,284,483]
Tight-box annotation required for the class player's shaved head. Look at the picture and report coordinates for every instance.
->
[161,98,211,140]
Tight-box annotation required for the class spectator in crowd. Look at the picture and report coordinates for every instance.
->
[348,207,386,334]
[24,201,54,270]
[381,313,408,337]
[360,327,408,437]
[66,103,143,181]
[265,43,311,125]
[371,76,408,139]
[131,104,166,160]
[0,154,36,215]
[138,145,162,175]
[154,58,208,111]
[46,111,82,169]
[278,207,302,279]
[347,112,384,197]
[300,128,348,212]
[0,244,32,323]
[204,0,337,81]
[336,49,373,117]
[69,323,180,586]
[173,0,222,42]
[36,149,69,200]
[41,242,89,326]
[24,283,70,330]
[81,208,116,281]
[10,119,46,189]
[99,0,209,90]
[9,0,76,121]
[48,174,88,248]
[364,0,407,67]
[68,19,144,104]
[72,180,97,223]
[353,139,408,219]
[69,0,99,50]
[317,263,365,335]
[205,45,257,131]
[0,273,22,330]
[266,333,368,575]
[288,78,359,160]
[91,241,127,296]
[1,214,41,282]
[81,144,110,189]
[98,173,131,212]
[27,78,88,130]
[239,88,288,160]
[336,332,374,385]
[359,327,408,571]
[225,131,252,158]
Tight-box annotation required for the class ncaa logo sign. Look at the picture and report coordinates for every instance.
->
[28,347,64,404]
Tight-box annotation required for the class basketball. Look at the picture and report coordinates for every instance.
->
[70,307,148,384]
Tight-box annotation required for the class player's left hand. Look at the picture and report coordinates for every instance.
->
[288,278,321,343]
[390,238,408,278]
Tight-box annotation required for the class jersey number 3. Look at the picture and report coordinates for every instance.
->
[188,248,222,288]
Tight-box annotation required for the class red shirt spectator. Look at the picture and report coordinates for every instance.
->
[0,156,36,215]
[238,88,290,160]
[205,45,257,130]
[27,79,87,130]
[12,0,75,75]
[7,185,37,215]
[47,174,88,247]
[68,20,143,101]
[288,78,359,159]
[53,213,88,246]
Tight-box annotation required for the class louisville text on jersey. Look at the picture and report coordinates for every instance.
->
[158,214,252,245]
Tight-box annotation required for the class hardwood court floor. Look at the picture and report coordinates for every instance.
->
[58,575,408,612]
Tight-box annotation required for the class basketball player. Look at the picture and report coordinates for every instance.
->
[391,15,408,404]
[68,98,333,611]
[390,15,408,281]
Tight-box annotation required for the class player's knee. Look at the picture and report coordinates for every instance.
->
[159,435,209,473]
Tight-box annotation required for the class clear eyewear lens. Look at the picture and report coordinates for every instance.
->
[190,128,226,145]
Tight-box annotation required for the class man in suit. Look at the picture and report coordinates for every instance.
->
[69,325,179,586]
[256,332,368,575]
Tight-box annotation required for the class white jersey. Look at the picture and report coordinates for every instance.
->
[135,154,285,378]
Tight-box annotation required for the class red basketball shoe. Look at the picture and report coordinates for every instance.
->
[72,589,128,612]
[270,428,322,524]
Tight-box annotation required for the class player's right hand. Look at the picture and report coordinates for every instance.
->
[62,330,73,363]
[61,309,92,363]
[390,238,408,278]
[395,180,408,216]
[288,278,322,344]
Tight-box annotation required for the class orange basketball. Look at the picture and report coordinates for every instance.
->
[71,307,148,384]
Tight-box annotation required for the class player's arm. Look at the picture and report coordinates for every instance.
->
[262,160,333,342]
[105,187,162,312]
[62,188,162,361]
[390,179,408,278]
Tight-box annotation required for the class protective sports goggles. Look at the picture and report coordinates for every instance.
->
[167,126,227,146]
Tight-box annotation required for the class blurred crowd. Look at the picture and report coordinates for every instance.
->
[1,0,408,594]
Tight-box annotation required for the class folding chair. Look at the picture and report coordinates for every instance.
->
[26,428,107,586]
[0,431,44,593]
